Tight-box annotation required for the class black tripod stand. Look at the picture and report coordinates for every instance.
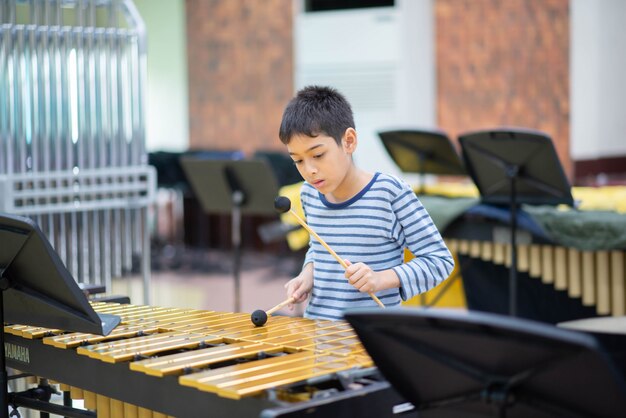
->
[459,128,574,316]
[181,158,279,312]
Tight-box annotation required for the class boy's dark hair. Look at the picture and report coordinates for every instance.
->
[279,86,355,145]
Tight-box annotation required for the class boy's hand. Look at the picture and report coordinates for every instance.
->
[284,273,313,310]
[344,260,380,293]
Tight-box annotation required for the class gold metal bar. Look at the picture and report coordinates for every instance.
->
[131,342,282,377]
[157,313,252,333]
[96,394,111,418]
[69,386,83,400]
[529,245,542,278]
[121,309,211,324]
[280,331,356,351]
[318,344,369,358]
[517,244,529,272]
[84,390,97,410]
[480,241,493,262]
[81,333,224,363]
[179,351,317,390]
[182,315,293,337]
[596,251,611,315]
[445,239,458,254]
[568,248,582,298]
[611,251,625,316]
[123,403,139,418]
[44,323,161,348]
[294,337,362,353]
[458,239,470,255]
[217,357,367,399]
[224,319,340,343]
[469,240,481,258]
[138,407,153,418]
[12,326,61,339]
[78,331,200,356]
[111,399,124,417]
[554,247,567,290]
[504,244,512,268]
[493,243,505,265]
[541,245,554,284]
[582,251,596,306]
[3,325,23,336]
[214,355,349,396]
[260,325,353,347]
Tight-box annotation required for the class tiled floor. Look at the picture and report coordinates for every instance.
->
[111,247,307,317]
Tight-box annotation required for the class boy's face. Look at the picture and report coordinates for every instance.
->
[287,128,356,197]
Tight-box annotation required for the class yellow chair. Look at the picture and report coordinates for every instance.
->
[401,249,466,309]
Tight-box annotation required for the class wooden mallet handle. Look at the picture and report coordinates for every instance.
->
[267,296,296,315]
[275,197,385,309]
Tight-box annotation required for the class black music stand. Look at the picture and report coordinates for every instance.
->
[459,128,574,316]
[1,213,120,418]
[345,308,626,418]
[378,129,466,193]
[180,158,279,312]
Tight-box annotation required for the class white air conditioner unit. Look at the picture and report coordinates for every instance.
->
[294,0,436,177]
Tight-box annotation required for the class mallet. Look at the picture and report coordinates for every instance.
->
[251,296,296,327]
[274,196,385,308]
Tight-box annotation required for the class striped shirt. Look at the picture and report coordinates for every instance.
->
[301,172,454,320]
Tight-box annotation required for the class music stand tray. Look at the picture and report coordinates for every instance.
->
[0,213,120,334]
[180,158,279,217]
[458,128,574,316]
[345,308,626,418]
[378,129,466,192]
[458,128,573,207]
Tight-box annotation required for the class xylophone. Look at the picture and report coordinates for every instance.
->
[5,302,411,418]
[446,236,626,316]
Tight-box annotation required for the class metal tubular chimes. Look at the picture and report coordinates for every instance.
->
[0,0,155,303]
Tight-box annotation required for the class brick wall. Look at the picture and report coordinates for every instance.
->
[185,0,571,174]
[436,0,571,175]
[186,0,294,155]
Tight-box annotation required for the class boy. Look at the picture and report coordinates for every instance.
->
[279,86,454,320]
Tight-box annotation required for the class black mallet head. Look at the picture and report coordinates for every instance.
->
[274,196,291,214]
[251,309,268,327]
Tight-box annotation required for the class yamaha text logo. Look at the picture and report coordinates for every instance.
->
[5,342,30,364]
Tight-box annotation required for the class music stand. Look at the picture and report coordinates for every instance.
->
[378,129,466,193]
[1,213,121,418]
[345,308,626,418]
[458,128,574,316]
[180,158,279,312]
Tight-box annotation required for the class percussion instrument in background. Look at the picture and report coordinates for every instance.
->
[448,238,626,317]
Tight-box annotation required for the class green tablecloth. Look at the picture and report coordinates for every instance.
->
[419,195,479,231]
[420,195,626,251]
[523,205,626,251]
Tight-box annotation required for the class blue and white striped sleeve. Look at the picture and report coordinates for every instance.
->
[301,184,315,269]
[390,184,455,301]
[303,245,315,269]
